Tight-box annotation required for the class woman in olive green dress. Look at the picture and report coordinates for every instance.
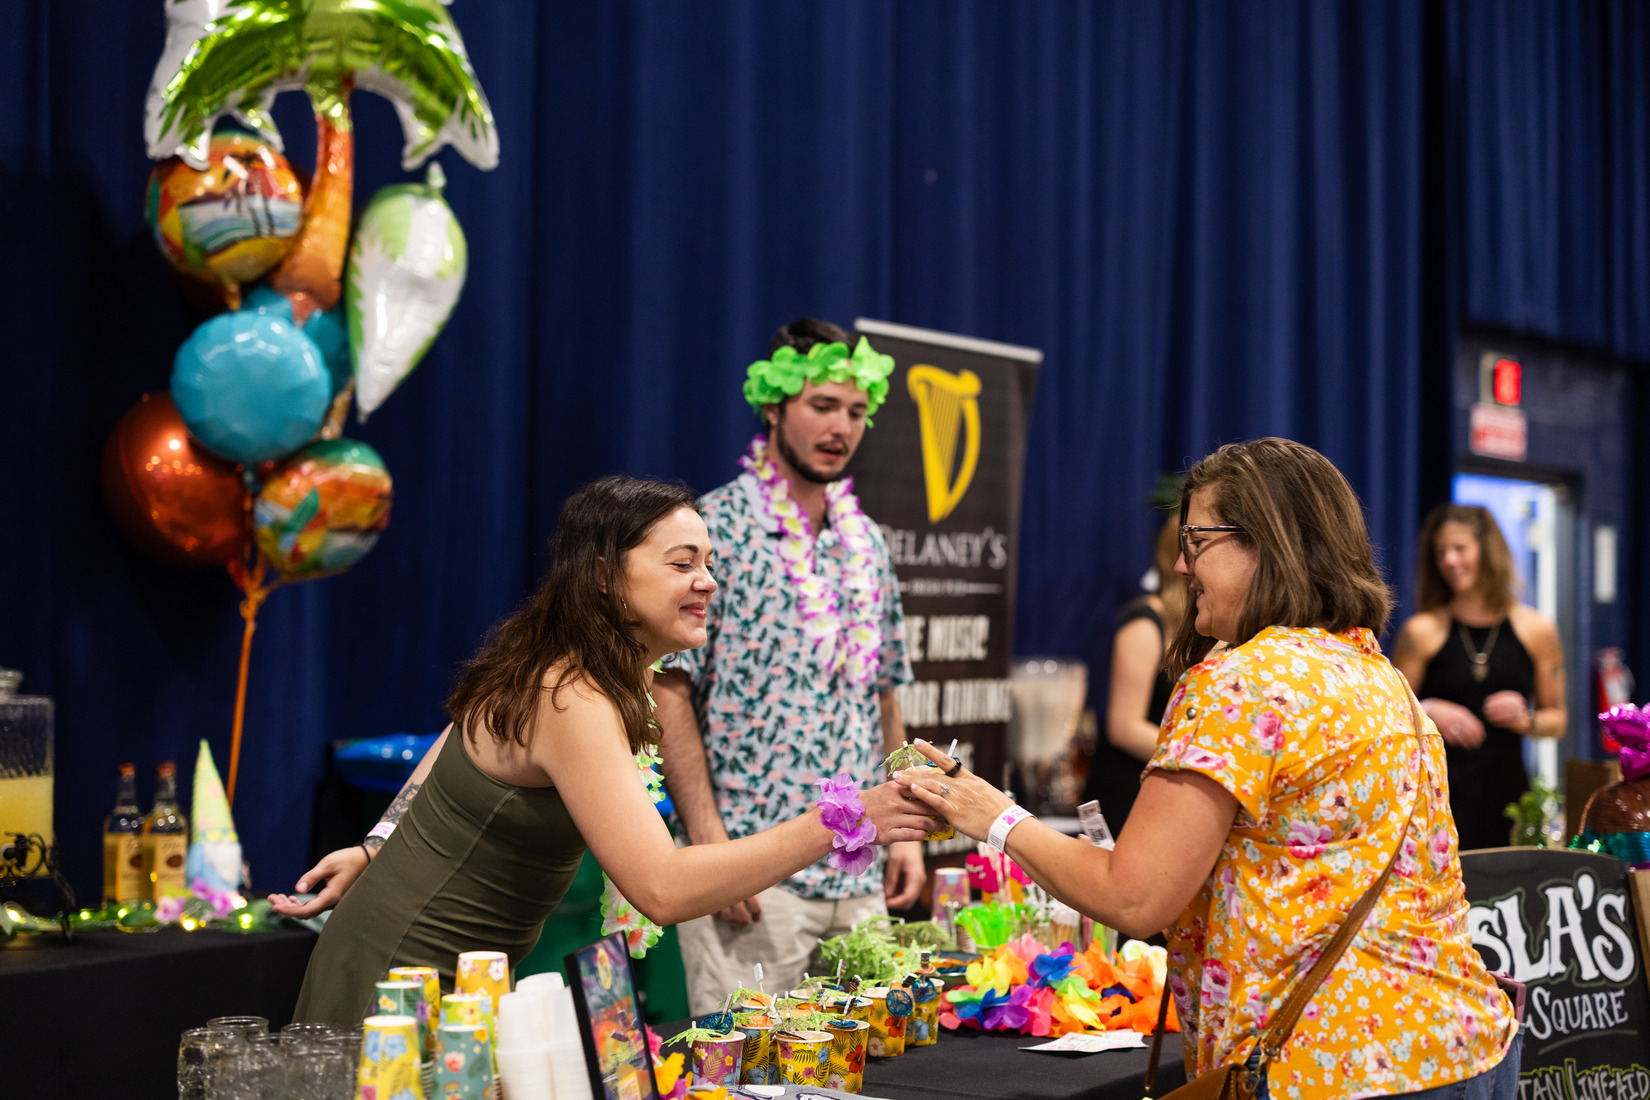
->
[271,476,933,1026]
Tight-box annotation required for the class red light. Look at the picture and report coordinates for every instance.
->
[1492,358,1521,406]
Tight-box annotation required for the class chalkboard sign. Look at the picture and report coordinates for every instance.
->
[1461,848,1650,1097]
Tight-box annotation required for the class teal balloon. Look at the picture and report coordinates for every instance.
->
[241,284,352,396]
[172,312,329,466]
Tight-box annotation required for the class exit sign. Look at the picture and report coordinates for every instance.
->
[1470,402,1527,461]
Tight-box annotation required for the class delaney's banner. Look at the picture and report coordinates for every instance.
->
[850,318,1040,820]
[1461,848,1650,1096]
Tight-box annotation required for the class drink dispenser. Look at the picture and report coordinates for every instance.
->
[0,667,55,873]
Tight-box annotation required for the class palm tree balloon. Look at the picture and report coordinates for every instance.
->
[145,0,497,319]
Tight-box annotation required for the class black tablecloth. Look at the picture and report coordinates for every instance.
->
[0,926,317,1100]
[660,1020,1187,1100]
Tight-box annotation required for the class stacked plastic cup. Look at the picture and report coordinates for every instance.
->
[541,981,595,1100]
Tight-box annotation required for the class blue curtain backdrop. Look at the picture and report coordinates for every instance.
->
[0,1,1645,903]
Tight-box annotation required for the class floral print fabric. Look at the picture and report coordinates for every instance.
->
[662,472,912,899]
[1147,626,1516,1100]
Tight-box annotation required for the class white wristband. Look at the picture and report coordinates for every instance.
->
[366,821,396,842]
[987,806,1033,854]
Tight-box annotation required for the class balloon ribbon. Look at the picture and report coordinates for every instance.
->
[224,552,278,808]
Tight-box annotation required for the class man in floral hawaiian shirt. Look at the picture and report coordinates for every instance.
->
[656,318,925,1013]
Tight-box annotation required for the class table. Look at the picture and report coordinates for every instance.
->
[0,925,317,1100]
[661,1021,1186,1100]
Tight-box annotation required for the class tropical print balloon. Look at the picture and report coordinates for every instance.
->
[346,163,468,420]
[144,0,498,173]
[253,439,393,581]
[146,131,303,303]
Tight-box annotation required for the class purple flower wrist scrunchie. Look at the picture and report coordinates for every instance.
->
[817,773,876,875]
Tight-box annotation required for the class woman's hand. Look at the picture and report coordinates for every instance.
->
[1483,690,1533,733]
[1424,698,1486,748]
[267,846,370,918]
[894,739,1015,842]
[859,781,941,844]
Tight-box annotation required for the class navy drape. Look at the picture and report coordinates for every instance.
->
[1455,0,1650,362]
[0,1,1643,902]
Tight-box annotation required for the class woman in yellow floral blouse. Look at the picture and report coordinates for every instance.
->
[901,438,1521,1100]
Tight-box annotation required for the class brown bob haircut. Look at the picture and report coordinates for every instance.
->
[1165,438,1394,677]
[446,475,700,755]
[1414,503,1519,616]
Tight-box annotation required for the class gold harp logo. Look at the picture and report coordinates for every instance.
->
[907,365,982,523]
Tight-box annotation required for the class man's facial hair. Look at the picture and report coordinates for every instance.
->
[772,402,850,485]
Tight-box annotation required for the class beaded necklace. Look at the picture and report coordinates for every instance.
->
[739,433,883,687]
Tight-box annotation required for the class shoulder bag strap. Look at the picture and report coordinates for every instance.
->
[1143,686,1430,1093]
[1247,687,1427,1063]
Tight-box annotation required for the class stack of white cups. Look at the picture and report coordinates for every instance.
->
[506,972,594,1100]
[495,990,554,1100]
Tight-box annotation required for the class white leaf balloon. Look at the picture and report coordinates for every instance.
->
[345,163,468,421]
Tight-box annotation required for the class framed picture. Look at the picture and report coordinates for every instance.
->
[564,933,660,1100]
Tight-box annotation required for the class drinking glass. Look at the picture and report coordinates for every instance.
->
[225,1034,283,1100]
[279,1022,337,1051]
[205,1016,270,1040]
[178,1027,238,1100]
[283,1045,344,1100]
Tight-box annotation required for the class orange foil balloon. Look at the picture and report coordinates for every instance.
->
[102,394,248,567]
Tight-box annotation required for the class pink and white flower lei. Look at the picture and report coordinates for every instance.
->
[741,434,883,687]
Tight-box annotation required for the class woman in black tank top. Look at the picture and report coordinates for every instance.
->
[1393,505,1566,852]
[1083,516,1185,835]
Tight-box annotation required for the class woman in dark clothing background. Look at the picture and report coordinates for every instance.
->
[1083,516,1185,833]
[1393,503,1565,851]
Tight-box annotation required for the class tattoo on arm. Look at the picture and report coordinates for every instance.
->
[363,779,422,853]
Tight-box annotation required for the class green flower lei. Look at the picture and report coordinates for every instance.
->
[742,337,896,425]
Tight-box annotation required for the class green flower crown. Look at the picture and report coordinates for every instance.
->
[743,337,896,424]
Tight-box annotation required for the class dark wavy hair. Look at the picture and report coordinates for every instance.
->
[768,317,851,357]
[1165,438,1394,677]
[446,475,700,754]
[1414,503,1518,616]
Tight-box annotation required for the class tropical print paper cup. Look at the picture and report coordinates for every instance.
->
[737,1017,778,1085]
[862,987,911,1057]
[733,992,773,1013]
[689,1031,745,1087]
[375,980,429,1059]
[438,992,496,1075]
[774,1029,832,1086]
[823,1018,869,1093]
[359,1014,422,1100]
[389,966,442,1056]
[908,978,941,1046]
[454,950,510,1013]
[434,1022,492,1100]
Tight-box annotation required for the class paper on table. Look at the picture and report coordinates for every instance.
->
[1021,1032,1147,1054]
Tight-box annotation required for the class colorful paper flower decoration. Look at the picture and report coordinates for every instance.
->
[942,936,1179,1039]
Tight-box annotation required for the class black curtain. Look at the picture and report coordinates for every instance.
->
[1,1,1645,902]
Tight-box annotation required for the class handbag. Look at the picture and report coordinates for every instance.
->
[1141,689,1428,1100]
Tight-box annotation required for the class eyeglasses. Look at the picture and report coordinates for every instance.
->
[1180,525,1245,564]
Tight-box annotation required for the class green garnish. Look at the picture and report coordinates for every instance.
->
[881,742,932,772]
[667,1026,744,1047]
